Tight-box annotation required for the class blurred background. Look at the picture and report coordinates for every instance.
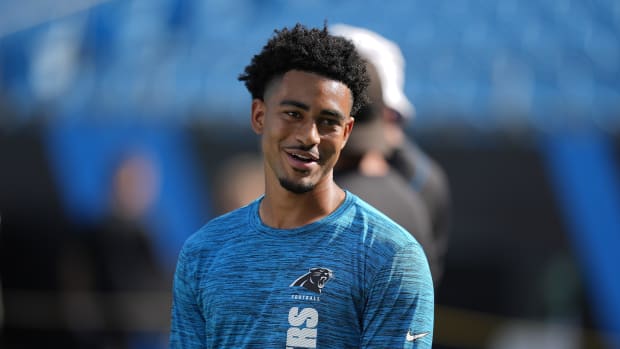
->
[0,0,619,348]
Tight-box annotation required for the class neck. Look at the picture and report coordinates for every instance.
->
[358,151,389,176]
[260,176,345,229]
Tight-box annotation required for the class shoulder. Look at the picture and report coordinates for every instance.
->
[345,192,432,281]
[180,203,254,258]
[408,141,449,192]
[346,192,422,249]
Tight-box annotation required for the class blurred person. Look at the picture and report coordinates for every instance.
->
[211,152,264,216]
[333,60,435,283]
[0,126,77,348]
[331,24,452,284]
[169,23,434,348]
[0,217,3,336]
[60,150,170,349]
[89,150,169,291]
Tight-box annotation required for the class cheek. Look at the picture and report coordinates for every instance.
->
[343,122,354,145]
[320,136,345,159]
[262,134,278,159]
[340,135,349,150]
[333,130,350,149]
[263,117,289,139]
[261,121,279,142]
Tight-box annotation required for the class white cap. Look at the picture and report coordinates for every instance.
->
[331,23,415,119]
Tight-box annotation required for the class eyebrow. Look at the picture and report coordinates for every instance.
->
[280,100,346,121]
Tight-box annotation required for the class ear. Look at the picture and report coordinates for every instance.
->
[250,99,265,135]
[340,116,355,149]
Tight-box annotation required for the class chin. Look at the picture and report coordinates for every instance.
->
[279,177,315,194]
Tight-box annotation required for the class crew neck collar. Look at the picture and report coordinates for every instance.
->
[249,191,354,237]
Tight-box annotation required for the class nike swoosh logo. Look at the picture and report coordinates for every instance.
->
[406,330,429,342]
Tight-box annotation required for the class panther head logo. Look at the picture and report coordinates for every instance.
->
[290,267,333,294]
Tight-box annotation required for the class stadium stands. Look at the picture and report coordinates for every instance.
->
[0,0,618,131]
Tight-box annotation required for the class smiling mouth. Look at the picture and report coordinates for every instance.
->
[290,153,316,162]
[285,148,320,163]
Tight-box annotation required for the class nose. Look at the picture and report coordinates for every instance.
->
[296,119,320,147]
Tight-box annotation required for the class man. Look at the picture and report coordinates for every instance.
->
[333,60,434,283]
[331,24,451,285]
[169,24,434,348]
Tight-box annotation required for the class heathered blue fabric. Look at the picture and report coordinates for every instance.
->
[170,192,434,348]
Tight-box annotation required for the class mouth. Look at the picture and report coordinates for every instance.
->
[285,149,319,170]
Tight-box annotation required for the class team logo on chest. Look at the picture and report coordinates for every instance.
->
[287,267,332,348]
[290,267,333,294]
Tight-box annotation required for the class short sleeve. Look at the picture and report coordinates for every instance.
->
[169,247,206,348]
[361,242,434,348]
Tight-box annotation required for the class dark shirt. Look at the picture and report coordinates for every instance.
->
[336,169,437,282]
[389,139,452,284]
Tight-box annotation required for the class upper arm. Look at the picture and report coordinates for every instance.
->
[169,248,206,348]
[361,243,434,348]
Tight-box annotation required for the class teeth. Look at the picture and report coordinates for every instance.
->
[291,152,316,161]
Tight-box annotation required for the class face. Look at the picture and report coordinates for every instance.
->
[251,70,354,194]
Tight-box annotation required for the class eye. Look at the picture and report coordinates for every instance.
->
[319,118,340,127]
[284,110,301,119]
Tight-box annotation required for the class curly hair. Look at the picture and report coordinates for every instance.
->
[238,23,369,116]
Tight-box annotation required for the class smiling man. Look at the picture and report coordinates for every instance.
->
[255,70,352,196]
[169,24,434,348]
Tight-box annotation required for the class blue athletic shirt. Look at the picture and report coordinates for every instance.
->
[170,191,434,348]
